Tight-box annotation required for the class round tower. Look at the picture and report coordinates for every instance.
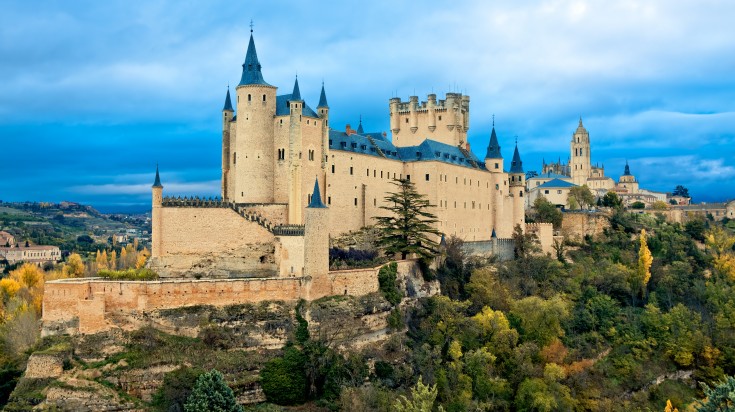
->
[288,76,304,224]
[222,87,234,200]
[570,117,591,186]
[509,141,526,232]
[233,31,277,204]
[317,82,330,170]
[304,178,329,278]
[389,97,401,136]
[151,165,163,259]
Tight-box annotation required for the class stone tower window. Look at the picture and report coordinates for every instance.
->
[233,153,236,164]
[350,167,353,175]
[405,118,409,123]
[262,94,266,102]
[248,94,252,102]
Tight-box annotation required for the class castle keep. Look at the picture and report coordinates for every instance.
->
[148,30,536,278]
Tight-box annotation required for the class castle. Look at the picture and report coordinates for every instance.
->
[148,30,547,278]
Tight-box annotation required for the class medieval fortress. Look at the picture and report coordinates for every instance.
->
[43,30,560,335]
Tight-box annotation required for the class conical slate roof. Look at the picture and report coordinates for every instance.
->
[308,178,326,208]
[291,76,302,101]
[152,165,163,188]
[317,83,329,108]
[510,143,524,173]
[485,127,502,159]
[223,87,233,111]
[239,34,270,86]
[357,116,364,134]
[623,160,631,176]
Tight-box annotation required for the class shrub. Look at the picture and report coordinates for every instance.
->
[184,369,242,412]
[152,366,204,412]
[260,346,308,405]
[97,268,158,281]
[378,263,402,306]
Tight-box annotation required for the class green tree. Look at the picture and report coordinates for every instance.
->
[512,224,540,260]
[152,367,203,412]
[510,295,570,346]
[630,201,646,209]
[673,185,690,198]
[184,369,242,412]
[374,179,440,260]
[260,346,308,405]
[602,191,623,208]
[569,185,595,210]
[696,376,735,411]
[393,376,444,412]
[533,197,563,229]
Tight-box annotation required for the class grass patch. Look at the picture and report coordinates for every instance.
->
[3,378,52,411]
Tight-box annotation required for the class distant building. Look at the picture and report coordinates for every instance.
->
[0,244,61,266]
[0,231,15,247]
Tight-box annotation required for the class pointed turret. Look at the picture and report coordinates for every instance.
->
[510,142,524,173]
[223,87,233,112]
[491,228,497,238]
[291,76,302,101]
[623,160,631,176]
[308,178,326,208]
[239,33,270,86]
[485,126,502,159]
[152,164,163,188]
[317,82,329,108]
[357,116,364,134]
[439,234,447,248]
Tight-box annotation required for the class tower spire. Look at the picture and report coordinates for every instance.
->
[152,164,163,188]
[223,86,233,111]
[485,123,502,159]
[357,115,364,134]
[308,177,326,208]
[317,81,329,108]
[291,75,302,101]
[238,30,270,86]
[510,141,524,173]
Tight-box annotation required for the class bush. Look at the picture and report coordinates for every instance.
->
[97,268,158,280]
[260,346,308,405]
[329,247,383,269]
[184,369,242,412]
[378,263,402,305]
[152,366,204,412]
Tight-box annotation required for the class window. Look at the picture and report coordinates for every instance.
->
[354,198,358,206]
[350,167,353,175]
[331,165,335,173]
[495,162,499,169]
[367,169,370,176]
[425,174,430,181]
[406,175,411,181]
[233,153,236,164]
[520,191,523,197]
[351,142,357,148]
[438,115,442,120]
[308,150,314,161]
[341,142,347,148]
[308,194,312,204]
[544,190,549,194]
[557,190,562,194]
[405,118,409,123]
[496,184,499,190]
[248,94,252,102]
[328,196,331,205]
[374,198,377,206]
[262,94,266,102]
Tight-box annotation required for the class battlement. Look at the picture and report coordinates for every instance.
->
[525,222,554,231]
[391,92,470,113]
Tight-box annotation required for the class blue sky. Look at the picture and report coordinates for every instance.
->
[1,0,734,212]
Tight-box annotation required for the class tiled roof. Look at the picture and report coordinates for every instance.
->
[223,88,233,111]
[528,172,570,180]
[510,144,524,173]
[276,94,320,118]
[328,131,484,170]
[308,178,326,208]
[537,178,577,189]
[152,165,162,188]
[317,83,328,108]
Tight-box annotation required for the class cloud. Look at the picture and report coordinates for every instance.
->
[70,180,220,196]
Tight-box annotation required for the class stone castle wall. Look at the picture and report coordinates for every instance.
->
[152,206,282,278]
[562,211,611,242]
[42,260,420,335]
[526,222,554,255]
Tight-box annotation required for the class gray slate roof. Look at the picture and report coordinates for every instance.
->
[276,94,320,118]
[239,34,272,86]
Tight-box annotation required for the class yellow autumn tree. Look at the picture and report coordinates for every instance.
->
[96,250,109,271]
[109,250,117,270]
[9,263,45,314]
[0,278,21,301]
[664,399,679,412]
[706,227,735,280]
[63,253,85,277]
[636,229,653,298]
[120,247,128,269]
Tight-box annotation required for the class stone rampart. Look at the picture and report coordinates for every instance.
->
[462,238,515,261]
[42,260,421,335]
[562,211,610,242]
[526,222,554,255]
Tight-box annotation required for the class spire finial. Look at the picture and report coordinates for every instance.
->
[492,114,495,127]
[250,19,254,33]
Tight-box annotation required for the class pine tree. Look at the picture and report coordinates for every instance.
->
[184,369,243,412]
[374,179,440,260]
